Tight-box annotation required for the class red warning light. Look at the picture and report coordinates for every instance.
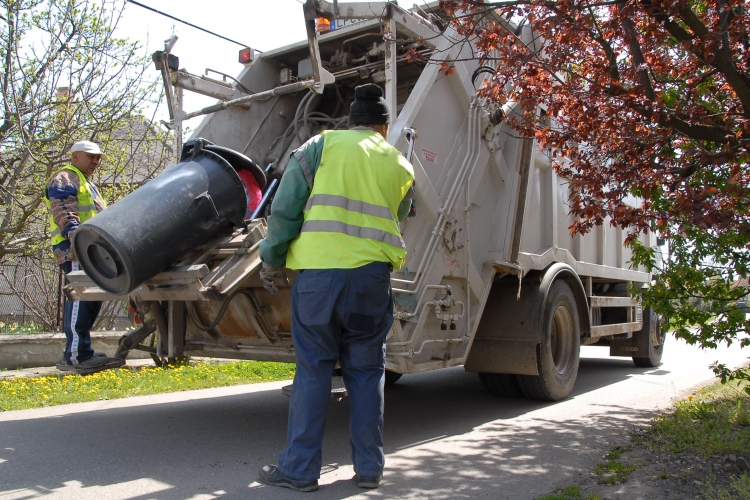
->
[239,47,254,65]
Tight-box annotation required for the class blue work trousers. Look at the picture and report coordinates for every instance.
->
[61,261,102,364]
[278,262,394,481]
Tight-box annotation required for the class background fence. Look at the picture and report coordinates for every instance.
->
[0,258,128,332]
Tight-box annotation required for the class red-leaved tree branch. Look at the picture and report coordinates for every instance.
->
[441,0,748,233]
[439,0,750,379]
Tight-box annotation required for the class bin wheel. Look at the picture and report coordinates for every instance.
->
[384,370,403,385]
[633,308,666,368]
[517,280,581,401]
[478,372,523,398]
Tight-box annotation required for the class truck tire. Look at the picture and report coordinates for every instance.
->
[517,280,581,401]
[632,307,666,368]
[384,370,403,385]
[478,372,524,398]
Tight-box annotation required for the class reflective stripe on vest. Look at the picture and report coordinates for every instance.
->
[286,129,414,270]
[294,150,314,188]
[301,220,405,249]
[45,165,104,245]
[304,194,395,221]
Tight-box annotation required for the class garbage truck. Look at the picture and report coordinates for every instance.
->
[65,0,665,400]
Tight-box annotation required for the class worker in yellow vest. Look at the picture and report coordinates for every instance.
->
[258,84,414,492]
[45,141,124,373]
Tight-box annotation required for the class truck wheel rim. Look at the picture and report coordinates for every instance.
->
[551,305,574,374]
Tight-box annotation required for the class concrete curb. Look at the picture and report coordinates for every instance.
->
[0,331,150,370]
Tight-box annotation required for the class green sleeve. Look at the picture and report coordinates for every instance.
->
[396,184,415,222]
[259,134,325,266]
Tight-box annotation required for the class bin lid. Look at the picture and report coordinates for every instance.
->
[205,145,266,191]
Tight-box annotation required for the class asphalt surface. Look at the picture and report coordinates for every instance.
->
[0,338,747,500]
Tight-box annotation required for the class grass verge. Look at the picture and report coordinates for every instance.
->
[591,444,639,485]
[593,459,638,485]
[0,360,295,411]
[649,376,750,457]
[709,473,750,499]
[536,368,750,500]
[535,485,602,500]
[649,374,750,499]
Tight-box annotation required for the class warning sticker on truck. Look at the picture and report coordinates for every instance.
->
[422,148,438,163]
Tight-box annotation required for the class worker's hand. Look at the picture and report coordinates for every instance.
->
[260,263,288,294]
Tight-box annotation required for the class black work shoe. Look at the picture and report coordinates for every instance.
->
[57,352,108,368]
[56,355,124,374]
[57,355,107,371]
[259,465,318,492]
[80,354,110,366]
[355,474,382,489]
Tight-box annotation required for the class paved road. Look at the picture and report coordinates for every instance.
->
[0,338,746,500]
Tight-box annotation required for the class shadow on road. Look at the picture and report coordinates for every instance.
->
[0,350,669,499]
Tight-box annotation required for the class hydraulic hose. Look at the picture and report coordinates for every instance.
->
[187,288,253,331]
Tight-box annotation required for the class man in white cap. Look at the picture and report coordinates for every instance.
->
[45,140,123,373]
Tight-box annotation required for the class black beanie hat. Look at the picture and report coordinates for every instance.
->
[348,83,390,125]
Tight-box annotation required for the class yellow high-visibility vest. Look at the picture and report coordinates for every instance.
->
[286,129,414,270]
[45,165,106,245]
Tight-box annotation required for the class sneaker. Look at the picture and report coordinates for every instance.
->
[258,465,318,492]
[355,474,382,489]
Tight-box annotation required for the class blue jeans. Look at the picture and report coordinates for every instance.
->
[61,261,102,364]
[278,262,393,481]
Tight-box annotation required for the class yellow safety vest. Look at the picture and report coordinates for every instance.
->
[286,129,414,270]
[45,165,106,245]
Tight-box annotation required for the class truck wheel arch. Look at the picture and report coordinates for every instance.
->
[536,263,590,336]
[465,263,589,377]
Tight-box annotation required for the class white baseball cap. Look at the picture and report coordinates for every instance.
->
[71,140,108,161]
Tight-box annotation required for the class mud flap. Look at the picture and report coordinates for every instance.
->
[464,282,542,376]
[610,307,658,358]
